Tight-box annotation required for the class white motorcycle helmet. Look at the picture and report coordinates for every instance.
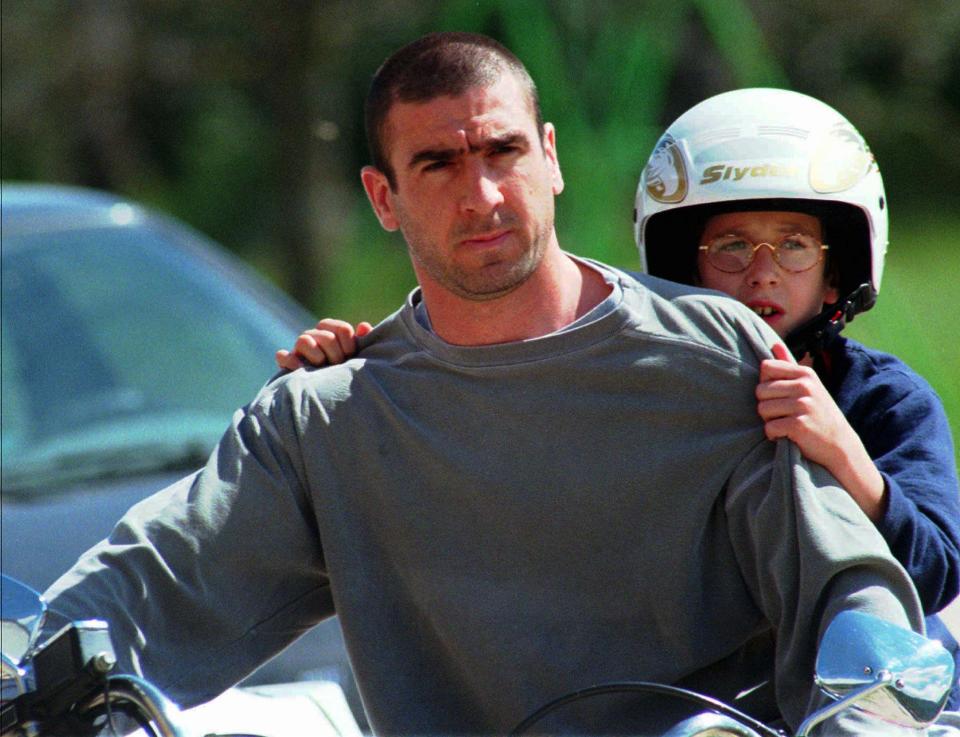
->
[634,88,888,355]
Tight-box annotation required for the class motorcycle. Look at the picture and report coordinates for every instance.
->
[506,609,957,736]
[1,574,955,736]
[0,575,363,737]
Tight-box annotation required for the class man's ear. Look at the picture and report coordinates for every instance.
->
[361,166,400,231]
[542,122,564,196]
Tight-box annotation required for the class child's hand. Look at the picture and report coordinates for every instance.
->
[757,343,850,469]
[275,319,372,371]
[758,343,885,520]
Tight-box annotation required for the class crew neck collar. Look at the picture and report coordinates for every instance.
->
[400,256,635,367]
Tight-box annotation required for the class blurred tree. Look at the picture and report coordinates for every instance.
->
[2,0,958,302]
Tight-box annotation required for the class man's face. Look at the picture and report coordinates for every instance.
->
[697,210,839,339]
[361,72,564,301]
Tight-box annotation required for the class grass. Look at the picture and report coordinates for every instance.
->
[844,212,960,465]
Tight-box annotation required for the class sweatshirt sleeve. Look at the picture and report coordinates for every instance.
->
[867,386,960,614]
[723,437,925,733]
[41,382,334,708]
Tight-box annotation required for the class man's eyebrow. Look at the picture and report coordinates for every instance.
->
[407,132,531,170]
[408,147,460,170]
[481,131,529,151]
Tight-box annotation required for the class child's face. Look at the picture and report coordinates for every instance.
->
[697,210,839,339]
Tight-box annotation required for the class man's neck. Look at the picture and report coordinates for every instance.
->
[418,249,611,346]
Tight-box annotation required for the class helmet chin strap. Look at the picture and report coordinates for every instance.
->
[785,284,877,360]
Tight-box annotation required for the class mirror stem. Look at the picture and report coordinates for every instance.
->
[796,670,893,736]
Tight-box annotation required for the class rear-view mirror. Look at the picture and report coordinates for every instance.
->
[800,610,954,734]
[0,574,47,665]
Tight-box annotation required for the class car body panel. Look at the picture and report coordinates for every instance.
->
[0,183,365,722]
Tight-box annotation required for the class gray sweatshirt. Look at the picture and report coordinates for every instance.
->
[45,260,922,735]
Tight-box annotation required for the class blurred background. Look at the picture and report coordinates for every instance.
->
[2,0,958,458]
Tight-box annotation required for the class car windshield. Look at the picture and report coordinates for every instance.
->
[1,220,303,494]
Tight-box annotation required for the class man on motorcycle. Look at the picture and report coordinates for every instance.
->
[279,87,960,727]
[44,32,928,735]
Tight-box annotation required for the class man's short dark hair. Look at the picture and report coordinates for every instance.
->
[365,31,545,189]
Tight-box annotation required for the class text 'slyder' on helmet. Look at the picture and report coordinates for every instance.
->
[634,88,888,318]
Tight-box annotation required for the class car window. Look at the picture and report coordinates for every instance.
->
[1,222,302,493]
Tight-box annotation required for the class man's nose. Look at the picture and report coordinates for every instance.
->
[745,243,781,285]
[459,161,504,213]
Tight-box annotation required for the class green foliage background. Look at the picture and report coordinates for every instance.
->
[2,0,958,460]
[844,213,960,443]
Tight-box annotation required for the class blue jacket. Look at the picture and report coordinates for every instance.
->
[820,336,960,707]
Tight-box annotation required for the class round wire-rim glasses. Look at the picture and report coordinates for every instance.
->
[699,233,830,274]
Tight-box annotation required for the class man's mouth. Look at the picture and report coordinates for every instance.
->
[461,230,511,247]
